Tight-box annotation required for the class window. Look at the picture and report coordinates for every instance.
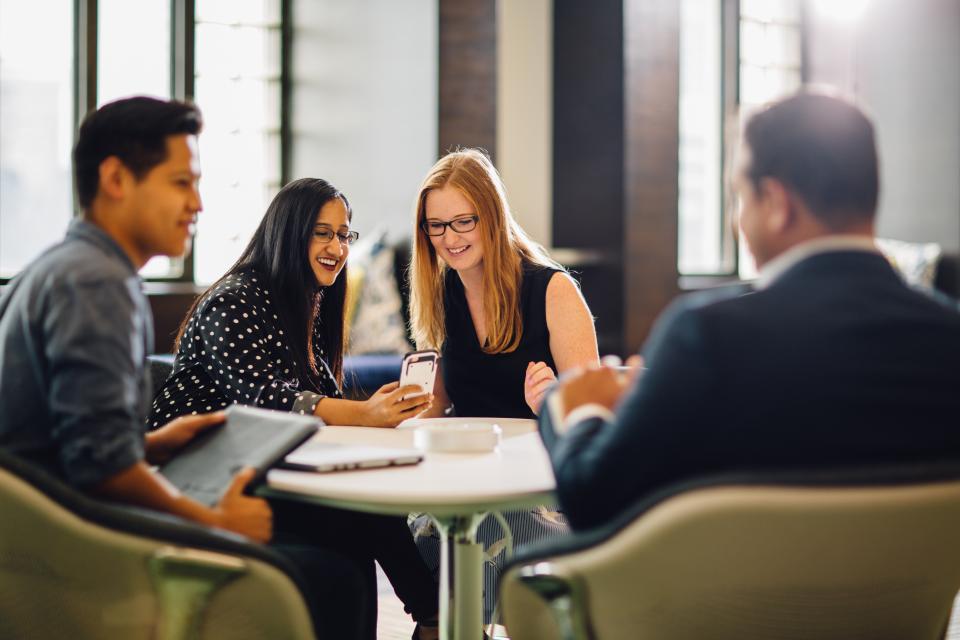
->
[193,0,282,284]
[677,0,803,278]
[739,0,802,110]
[98,0,171,104]
[678,0,725,275]
[98,0,178,278]
[0,0,284,284]
[0,0,74,278]
[737,0,802,278]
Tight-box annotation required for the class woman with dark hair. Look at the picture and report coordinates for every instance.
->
[150,177,438,640]
[154,178,431,426]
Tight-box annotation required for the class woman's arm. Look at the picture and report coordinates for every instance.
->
[314,382,433,427]
[195,286,431,426]
[525,272,600,414]
[546,272,600,372]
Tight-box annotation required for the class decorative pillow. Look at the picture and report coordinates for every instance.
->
[875,238,943,289]
[345,228,413,355]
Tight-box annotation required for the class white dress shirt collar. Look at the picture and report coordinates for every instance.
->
[755,235,879,290]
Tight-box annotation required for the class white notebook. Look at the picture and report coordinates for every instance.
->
[283,440,423,473]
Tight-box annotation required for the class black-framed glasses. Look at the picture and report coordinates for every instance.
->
[420,215,479,237]
[313,227,360,246]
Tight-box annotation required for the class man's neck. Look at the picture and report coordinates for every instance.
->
[757,216,875,270]
[83,208,149,270]
[755,231,878,290]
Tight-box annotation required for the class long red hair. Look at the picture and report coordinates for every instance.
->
[409,149,561,353]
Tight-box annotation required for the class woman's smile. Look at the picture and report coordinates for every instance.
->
[318,256,339,271]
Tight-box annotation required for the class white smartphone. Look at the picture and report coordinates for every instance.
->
[399,350,439,400]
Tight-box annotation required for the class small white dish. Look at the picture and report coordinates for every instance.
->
[413,423,502,453]
[399,416,537,437]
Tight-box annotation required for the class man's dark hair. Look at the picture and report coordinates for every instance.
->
[73,96,202,209]
[743,91,879,228]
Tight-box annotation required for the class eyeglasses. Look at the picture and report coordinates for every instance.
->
[313,227,360,246]
[420,215,479,237]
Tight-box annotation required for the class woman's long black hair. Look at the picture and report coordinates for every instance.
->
[175,178,351,390]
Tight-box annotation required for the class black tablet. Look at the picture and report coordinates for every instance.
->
[160,404,320,507]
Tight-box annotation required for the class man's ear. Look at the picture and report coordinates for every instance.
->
[758,176,794,233]
[97,156,130,202]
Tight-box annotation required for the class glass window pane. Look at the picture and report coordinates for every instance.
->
[741,0,799,24]
[196,0,279,27]
[193,1,282,285]
[678,0,724,274]
[765,24,798,66]
[98,0,171,104]
[740,0,769,21]
[98,0,177,278]
[737,0,802,278]
[739,20,766,65]
[195,23,281,79]
[0,0,74,278]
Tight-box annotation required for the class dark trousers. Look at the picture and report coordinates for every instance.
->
[270,541,371,639]
[271,498,439,639]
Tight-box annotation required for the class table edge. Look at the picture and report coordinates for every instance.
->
[259,486,557,518]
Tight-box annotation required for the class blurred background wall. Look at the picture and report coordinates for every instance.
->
[1,0,957,355]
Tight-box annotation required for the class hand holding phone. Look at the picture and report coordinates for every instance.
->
[399,350,439,401]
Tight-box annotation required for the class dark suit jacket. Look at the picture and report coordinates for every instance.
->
[541,250,960,530]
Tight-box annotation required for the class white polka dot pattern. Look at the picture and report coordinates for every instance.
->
[146,270,342,428]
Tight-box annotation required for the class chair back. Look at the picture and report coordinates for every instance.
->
[147,353,175,402]
[0,450,317,639]
[500,471,960,640]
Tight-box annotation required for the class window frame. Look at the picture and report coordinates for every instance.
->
[0,0,290,286]
[677,0,809,286]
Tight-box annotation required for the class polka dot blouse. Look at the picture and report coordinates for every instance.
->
[147,269,342,429]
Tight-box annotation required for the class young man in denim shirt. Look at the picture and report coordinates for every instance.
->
[0,97,366,638]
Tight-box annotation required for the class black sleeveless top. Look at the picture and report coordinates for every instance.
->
[441,263,559,418]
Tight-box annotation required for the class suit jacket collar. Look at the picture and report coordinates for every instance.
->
[765,247,900,293]
[756,235,879,290]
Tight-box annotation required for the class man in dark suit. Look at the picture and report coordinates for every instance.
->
[541,91,960,531]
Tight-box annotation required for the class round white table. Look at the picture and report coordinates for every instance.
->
[263,421,556,640]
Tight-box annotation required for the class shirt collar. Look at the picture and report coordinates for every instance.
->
[66,218,138,275]
[755,235,879,290]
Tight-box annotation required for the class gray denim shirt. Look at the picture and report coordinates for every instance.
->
[0,219,153,487]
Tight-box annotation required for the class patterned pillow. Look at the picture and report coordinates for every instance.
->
[345,228,413,355]
[875,238,943,289]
